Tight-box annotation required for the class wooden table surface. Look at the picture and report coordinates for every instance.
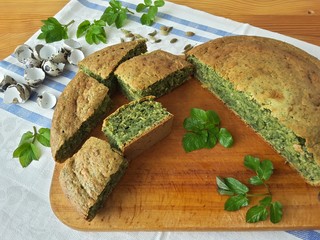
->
[0,0,319,60]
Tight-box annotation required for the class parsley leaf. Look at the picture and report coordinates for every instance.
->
[12,126,51,168]
[217,156,283,224]
[270,201,283,224]
[136,0,165,26]
[37,17,74,43]
[100,0,133,28]
[77,19,107,45]
[224,194,249,211]
[182,108,233,152]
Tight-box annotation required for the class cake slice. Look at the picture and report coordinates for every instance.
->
[51,71,111,163]
[78,39,147,94]
[102,96,174,160]
[186,35,320,186]
[59,137,128,221]
[114,50,194,100]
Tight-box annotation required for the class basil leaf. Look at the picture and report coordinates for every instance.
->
[13,142,30,158]
[224,177,249,195]
[246,205,268,223]
[144,0,152,6]
[116,11,128,28]
[136,3,147,12]
[19,131,33,146]
[182,131,207,152]
[77,20,91,38]
[148,5,158,18]
[19,148,34,168]
[206,126,219,148]
[38,128,50,147]
[224,194,249,211]
[270,201,283,224]
[244,155,261,172]
[30,143,41,160]
[218,128,234,148]
[206,110,220,125]
[141,14,153,25]
[190,108,207,123]
[154,0,165,7]
[183,117,204,132]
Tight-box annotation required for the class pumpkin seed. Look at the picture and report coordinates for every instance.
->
[170,38,178,44]
[148,30,158,37]
[186,31,195,37]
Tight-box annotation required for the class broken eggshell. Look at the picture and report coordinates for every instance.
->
[33,44,44,61]
[67,49,85,66]
[3,83,31,104]
[38,44,58,61]
[37,91,57,109]
[24,57,42,68]
[63,39,82,51]
[14,44,34,64]
[0,73,17,92]
[52,47,69,64]
[24,67,46,88]
[42,60,65,77]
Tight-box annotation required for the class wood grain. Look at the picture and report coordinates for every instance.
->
[1,0,320,231]
[50,78,320,230]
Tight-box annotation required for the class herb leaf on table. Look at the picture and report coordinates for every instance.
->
[13,126,51,167]
[216,155,283,224]
[182,108,233,152]
[37,17,74,43]
[136,0,165,26]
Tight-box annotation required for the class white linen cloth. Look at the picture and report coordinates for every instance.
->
[0,0,319,239]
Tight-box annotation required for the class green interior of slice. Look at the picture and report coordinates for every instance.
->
[117,67,193,100]
[103,98,171,150]
[188,56,320,185]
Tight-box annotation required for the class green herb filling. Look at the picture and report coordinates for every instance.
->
[188,56,320,184]
[103,98,171,150]
[117,67,194,100]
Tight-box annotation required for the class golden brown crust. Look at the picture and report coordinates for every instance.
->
[114,50,193,90]
[78,40,146,79]
[187,35,320,163]
[50,71,109,161]
[59,137,126,220]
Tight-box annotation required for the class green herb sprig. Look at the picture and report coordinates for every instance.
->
[37,17,75,43]
[182,108,233,152]
[13,127,51,168]
[216,155,283,224]
[76,19,107,45]
[100,0,134,28]
[136,0,165,26]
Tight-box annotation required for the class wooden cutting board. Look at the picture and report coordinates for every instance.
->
[50,77,320,231]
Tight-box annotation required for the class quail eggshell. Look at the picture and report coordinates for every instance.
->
[42,60,65,77]
[3,83,31,104]
[39,44,58,61]
[0,74,17,92]
[52,47,69,63]
[33,44,44,60]
[24,57,42,68]
[63,39,82,51]
[67,49,85,66]
[24,68,45,88]
[14,44,34,64]
[37,91,57,109]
